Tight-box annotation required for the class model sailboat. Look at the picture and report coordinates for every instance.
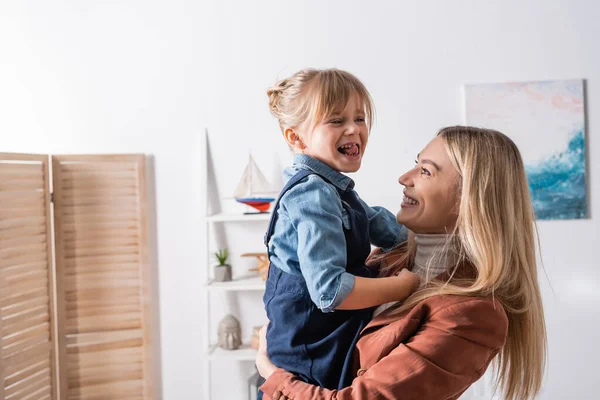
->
[234,155,276,213]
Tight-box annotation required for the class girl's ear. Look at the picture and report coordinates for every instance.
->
[284,128,307,152]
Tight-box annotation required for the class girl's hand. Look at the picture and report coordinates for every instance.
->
[397,268,421,291]
[256,323,277,379]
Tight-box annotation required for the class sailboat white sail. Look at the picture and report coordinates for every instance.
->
[234,155,276,212]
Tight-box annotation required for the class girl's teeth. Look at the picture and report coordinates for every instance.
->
[338,144,359,156]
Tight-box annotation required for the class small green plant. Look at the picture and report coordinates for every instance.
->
[214,248,229,266]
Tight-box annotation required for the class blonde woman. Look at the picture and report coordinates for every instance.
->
[256,126,547,400]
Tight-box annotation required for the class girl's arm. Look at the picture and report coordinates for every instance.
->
[257,298,508,400]
[336,269,419,310]
[284,176,413,312]
[358,197,408,249]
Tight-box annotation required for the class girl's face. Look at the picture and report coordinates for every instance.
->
[294,93,368,173]
[396,137,461,234]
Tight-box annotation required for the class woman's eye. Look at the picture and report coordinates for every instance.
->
[421,167,431,176]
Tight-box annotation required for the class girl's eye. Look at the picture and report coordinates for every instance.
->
[330,119,342,124]
[355,117,365,123]
[421,167,431,176]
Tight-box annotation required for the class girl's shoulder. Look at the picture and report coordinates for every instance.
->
[280,173,340,205]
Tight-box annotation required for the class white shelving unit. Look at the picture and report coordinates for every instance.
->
[207,344,258,361]
[207,275,266,291]
[203,215,269,399]
[201,130,271,399]
[206,212,271,222]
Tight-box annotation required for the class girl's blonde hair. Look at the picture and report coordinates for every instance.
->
[267,68,374,132]
[372,126,547,400]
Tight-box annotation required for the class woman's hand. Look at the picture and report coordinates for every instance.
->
[255,323,277,379]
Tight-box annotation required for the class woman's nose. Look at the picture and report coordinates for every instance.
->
[398,170,414,186]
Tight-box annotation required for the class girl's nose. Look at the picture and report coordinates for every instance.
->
[345,121,361,135]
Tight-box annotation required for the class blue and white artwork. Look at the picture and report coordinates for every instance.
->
[464,79,587,220]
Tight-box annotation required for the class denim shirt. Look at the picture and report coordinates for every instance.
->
[266,154,408,313]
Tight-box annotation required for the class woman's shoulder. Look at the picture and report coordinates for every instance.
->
[423,293,506,314]
[375,294,507,330]
[363,294,508,364]
[416,294,509,348]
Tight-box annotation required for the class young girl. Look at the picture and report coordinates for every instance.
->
[261,68,419,394]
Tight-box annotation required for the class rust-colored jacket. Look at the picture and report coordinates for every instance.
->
[261,294,508,400]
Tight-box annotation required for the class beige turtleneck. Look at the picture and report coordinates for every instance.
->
[373,233,457,317]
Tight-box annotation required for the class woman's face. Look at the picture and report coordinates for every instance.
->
[396,136,460,234]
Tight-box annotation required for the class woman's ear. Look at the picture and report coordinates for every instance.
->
[284,128,306,152]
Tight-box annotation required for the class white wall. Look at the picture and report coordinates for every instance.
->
[1,0,599,399]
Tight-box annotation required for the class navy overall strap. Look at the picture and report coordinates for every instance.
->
[264,169,313,247]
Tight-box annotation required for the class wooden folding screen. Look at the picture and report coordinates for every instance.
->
[0,153,152,399]
[0,153,57,400]
[52,155,152,399]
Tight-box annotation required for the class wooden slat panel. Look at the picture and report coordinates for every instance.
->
[0,153,57,400]
[2,311,50,341]
[1,276,49,300]
[0,177,44,191]
[1,296,49,319]
[0,234,47,252]
[3,348,51,378]
[0,225,46,241]
[4,357,50,387]
[2,322,50,348]
[0,260,47,280]
[0,216,47,231]
[5,373,51,400]
[53,155,152,399]
[0,252,47,269]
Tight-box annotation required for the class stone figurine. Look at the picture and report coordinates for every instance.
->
[217,314,242,350]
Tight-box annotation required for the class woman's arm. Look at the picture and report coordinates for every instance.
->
[258,298,508,400]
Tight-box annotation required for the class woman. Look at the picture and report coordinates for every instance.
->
[255,126,547,400]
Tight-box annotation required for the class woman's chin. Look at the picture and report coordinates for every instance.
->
[396,208,417,226]
[396,216,414,230]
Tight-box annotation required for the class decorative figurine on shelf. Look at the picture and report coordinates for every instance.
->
[250,325,262,350]
[233,155,277,214]
[241,252,269,281]
[217,314,242,350]
[214,248,232,282]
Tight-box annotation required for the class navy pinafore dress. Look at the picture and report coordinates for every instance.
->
[261,169,376,394]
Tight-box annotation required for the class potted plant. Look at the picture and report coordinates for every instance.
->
[214,248,232,282]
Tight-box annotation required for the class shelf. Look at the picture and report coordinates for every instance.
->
[207,343,257,361]
[207,275,266,291]
[206,213,271,222]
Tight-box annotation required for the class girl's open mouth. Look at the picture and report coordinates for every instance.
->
[338,143,360,157]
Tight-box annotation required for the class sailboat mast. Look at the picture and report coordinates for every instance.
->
[248,154,253,196]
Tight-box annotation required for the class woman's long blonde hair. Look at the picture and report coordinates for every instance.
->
[373,126,546,400]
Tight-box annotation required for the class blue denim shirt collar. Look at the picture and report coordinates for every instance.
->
[293,154,355,192]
